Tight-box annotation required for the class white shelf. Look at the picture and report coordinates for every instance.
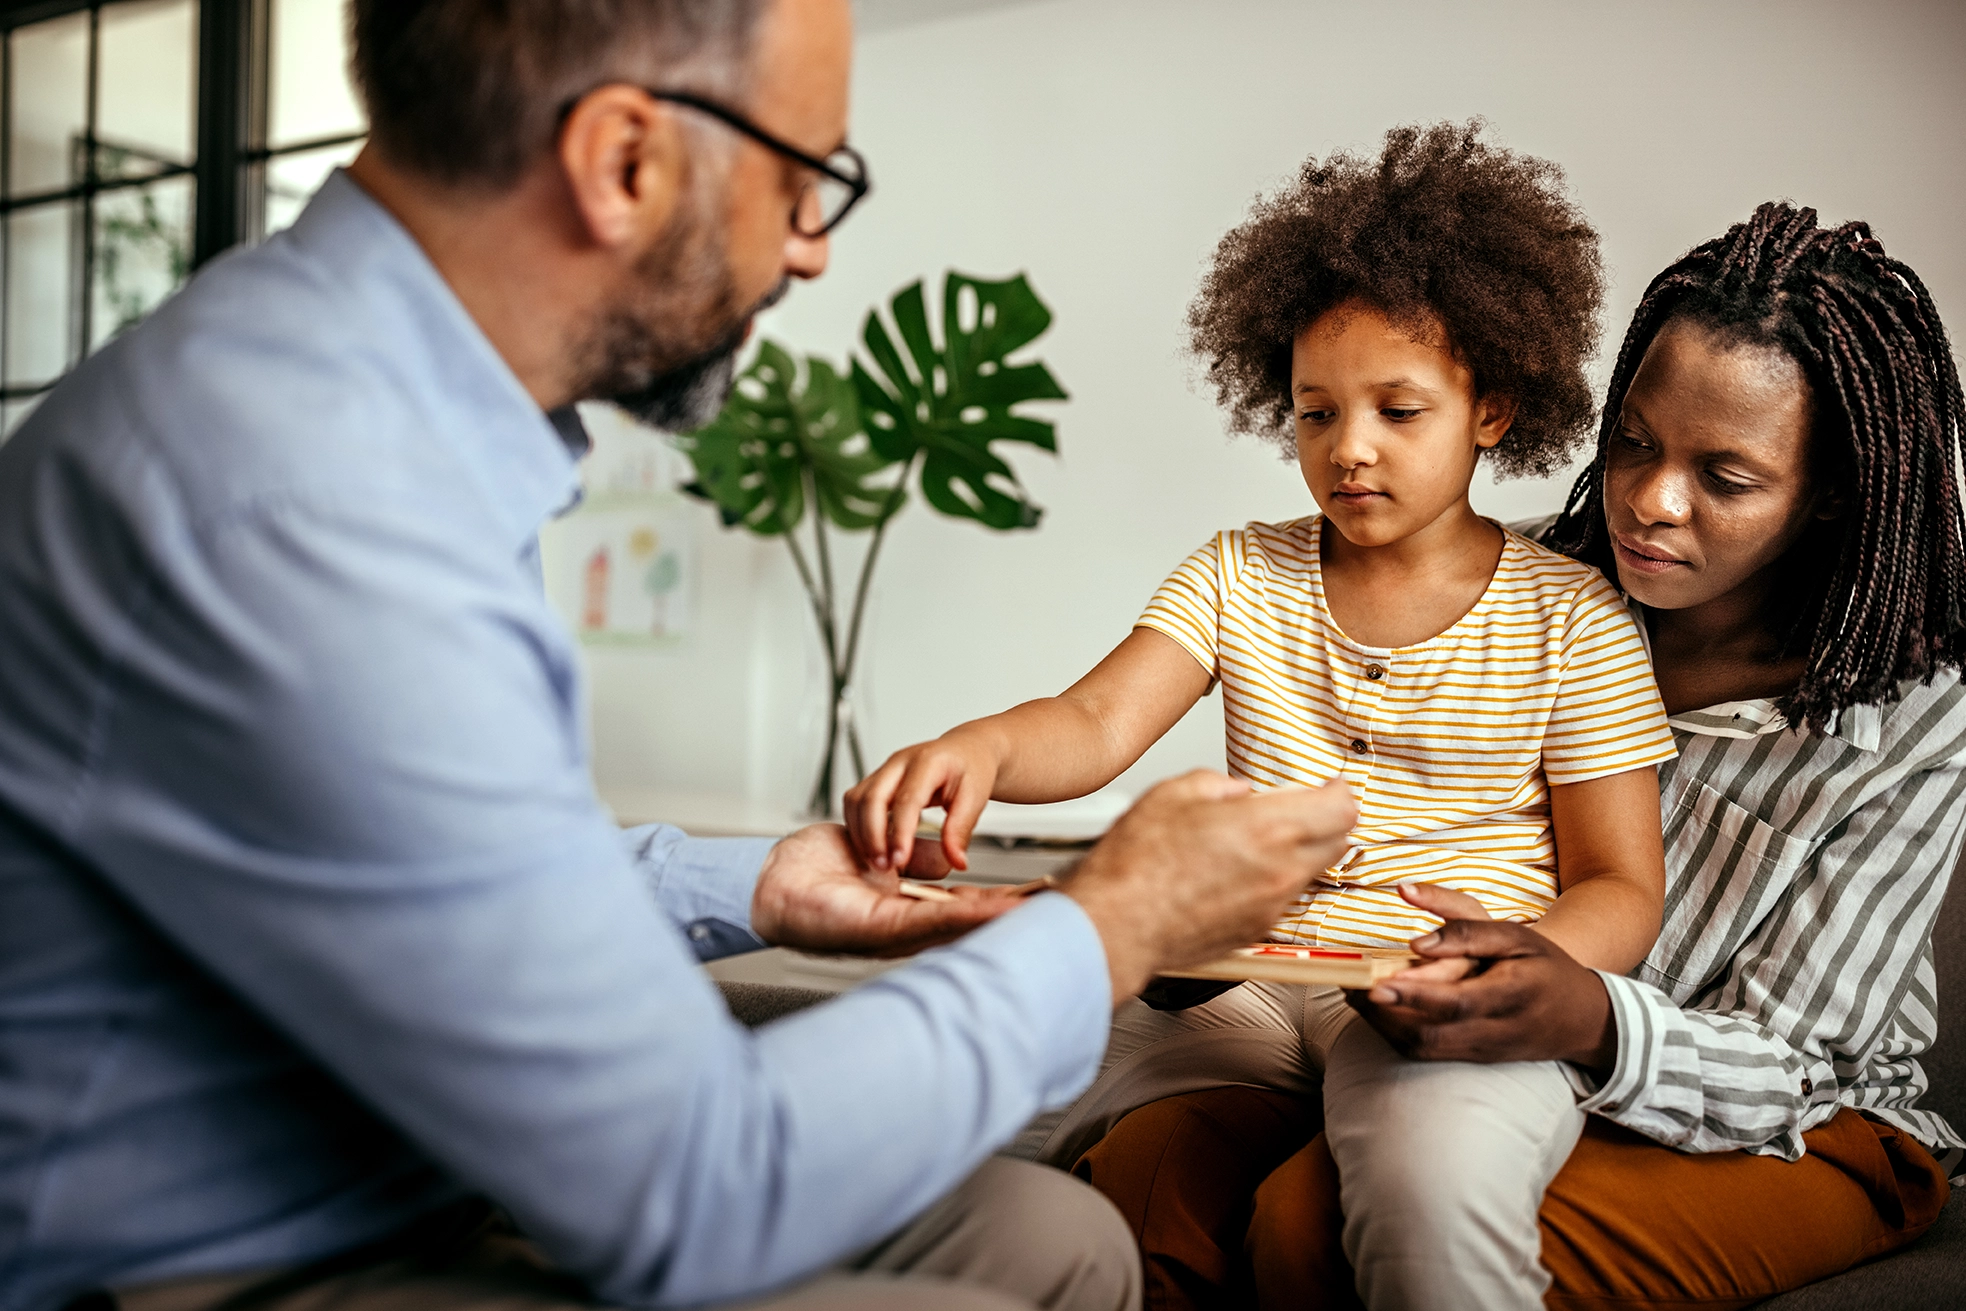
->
[602,787,809,837]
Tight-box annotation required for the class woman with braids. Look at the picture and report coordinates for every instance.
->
[846,123,1680,1310]
[1075,202,1966,1310]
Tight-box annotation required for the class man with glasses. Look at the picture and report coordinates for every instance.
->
[0,2,1356,1309]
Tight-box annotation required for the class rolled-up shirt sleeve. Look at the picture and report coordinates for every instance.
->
[621,824,774,960]
[74,493,1114,1307]
[1568,970,1822,1155]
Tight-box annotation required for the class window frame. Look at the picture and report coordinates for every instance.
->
[0,0,364,407]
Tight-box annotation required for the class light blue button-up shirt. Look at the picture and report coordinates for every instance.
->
[0,172,1110,1311]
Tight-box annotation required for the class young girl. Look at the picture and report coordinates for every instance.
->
[847,123,1673,1310]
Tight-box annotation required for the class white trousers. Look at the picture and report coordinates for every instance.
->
[1009,982,1585,1311]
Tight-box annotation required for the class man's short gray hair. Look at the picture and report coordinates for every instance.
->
[349,0,772,189]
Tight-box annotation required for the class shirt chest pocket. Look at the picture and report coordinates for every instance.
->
[1648,777,1814,999]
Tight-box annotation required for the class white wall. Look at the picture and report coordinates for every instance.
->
[555,0,1966,822]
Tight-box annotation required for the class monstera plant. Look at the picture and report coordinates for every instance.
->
[675,271,1068,816]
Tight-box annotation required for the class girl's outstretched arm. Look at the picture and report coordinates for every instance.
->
[844,628,1214,871]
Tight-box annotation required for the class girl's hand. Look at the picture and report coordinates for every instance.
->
[1387,881,1493,983]
[843,731,1002,873]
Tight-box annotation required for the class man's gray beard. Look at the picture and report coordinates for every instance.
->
[611,339,744,433]
[577,195,790,434]
[609,270,788,431]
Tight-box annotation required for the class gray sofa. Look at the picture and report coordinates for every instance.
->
[718,980,833,1028]
[718,867,1966,1305]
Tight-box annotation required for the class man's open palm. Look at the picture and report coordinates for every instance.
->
[751,823,1028,958]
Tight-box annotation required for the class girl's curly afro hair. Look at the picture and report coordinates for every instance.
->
[1188,121,1604,478]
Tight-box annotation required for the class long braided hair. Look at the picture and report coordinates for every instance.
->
[1546,202,1966,733]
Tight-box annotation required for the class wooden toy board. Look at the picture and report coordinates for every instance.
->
[1158,943,1418,989]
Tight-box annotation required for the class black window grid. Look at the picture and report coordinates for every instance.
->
[0,0,364,410]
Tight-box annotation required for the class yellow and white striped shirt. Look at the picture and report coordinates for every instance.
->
[1138,516,1675,948]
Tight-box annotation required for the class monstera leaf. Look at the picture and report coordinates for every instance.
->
[851,272,1068,531]
[677,340,900,536]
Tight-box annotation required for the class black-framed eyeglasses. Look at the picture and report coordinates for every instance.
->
[646,90,871,237]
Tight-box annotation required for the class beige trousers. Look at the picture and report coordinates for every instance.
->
[111,1158,1141,1311]
[1008,982,1584,1311]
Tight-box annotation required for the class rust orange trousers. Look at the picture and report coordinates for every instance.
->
[1073,1087,1950,1311]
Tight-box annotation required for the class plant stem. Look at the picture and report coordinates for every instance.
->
[787,454,916,816]
[795,465,855,817]
[822,454,917,795]
[783,531,846,817]
[779,527,839,675]
[840,453,919,687]
[846,721,867,781]
[806,464,838,619]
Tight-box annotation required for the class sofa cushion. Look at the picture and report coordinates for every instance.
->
[1757,1190,1964,1310]
[718,980,831,1027]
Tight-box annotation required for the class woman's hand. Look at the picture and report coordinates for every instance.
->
[1348,913,1620,1078]
[1385,882,1490,984]
[843,729,1002,874]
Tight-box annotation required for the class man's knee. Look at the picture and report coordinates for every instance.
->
[869,1157,1141,1311]
[728,1272,1041,1311]
[963,1159,1141,1311]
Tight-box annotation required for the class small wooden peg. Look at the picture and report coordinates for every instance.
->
[896,880,959,902]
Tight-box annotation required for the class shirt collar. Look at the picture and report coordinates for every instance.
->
[1667,700,1789,739]
[1626,598,1884,750]
[1663,700,1883,750]
[288,170,587,544]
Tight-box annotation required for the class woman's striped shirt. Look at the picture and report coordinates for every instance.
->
[1578,671,1966,1181]
[1136,517,1676,948]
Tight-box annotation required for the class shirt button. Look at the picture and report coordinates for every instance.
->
[1350,738,1369,754]
[1801,1078,1814,1096]
[689,924,710,941]
[1365,664,1384,681]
